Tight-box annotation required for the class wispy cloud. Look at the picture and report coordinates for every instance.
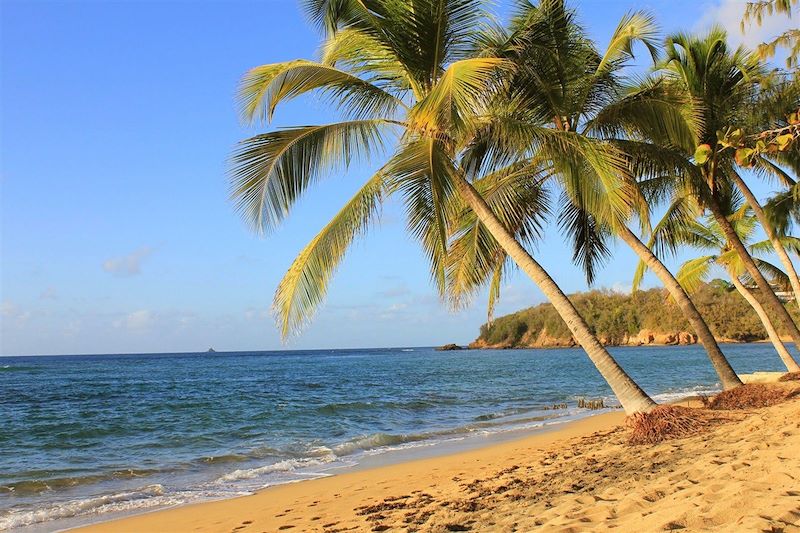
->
[1,300,32,326]
[103,246,153,277]
[376,284,411,299]
[114,309,154,330]
[244,307,270,321]
[40,286,59,300]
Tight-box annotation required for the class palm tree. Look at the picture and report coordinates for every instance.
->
[228,0,655,414]
[730,74,800,308]
[444,0,741,389]
[643,195,800,372]
[659,29,800,352]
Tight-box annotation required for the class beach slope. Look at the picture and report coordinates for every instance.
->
[74,396,800,532]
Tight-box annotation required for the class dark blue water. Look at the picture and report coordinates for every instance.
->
[0,344,790,531]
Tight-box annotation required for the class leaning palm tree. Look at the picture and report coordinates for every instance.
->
[642,195,800,372]
[727,74,800,308]
[658,29,800,352]
[229,0,655,414]
[444,0,742,389]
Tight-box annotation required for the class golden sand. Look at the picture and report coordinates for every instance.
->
[74,388,800,532]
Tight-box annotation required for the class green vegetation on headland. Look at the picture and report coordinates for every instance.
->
[472,281,800,349]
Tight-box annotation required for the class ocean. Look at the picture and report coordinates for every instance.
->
[0,344,790,532]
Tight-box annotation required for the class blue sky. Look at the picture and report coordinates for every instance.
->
[1,0,794,355]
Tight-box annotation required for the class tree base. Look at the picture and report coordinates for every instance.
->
[704,384,793,410]
[626,405,725,445]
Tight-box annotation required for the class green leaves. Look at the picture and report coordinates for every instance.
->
[229,120,389,233]
[777,133,795,150]
[595,10,659,77]
[694,144,712,164]
[445,161,549,311]
[408,58,507,138]
[675,256,715,294]
[273,171,386,338]
[238,60,402,123]
[734,147,756,167]
[394,139,460,294]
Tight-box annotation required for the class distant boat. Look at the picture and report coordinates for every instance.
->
[207,347,216,353]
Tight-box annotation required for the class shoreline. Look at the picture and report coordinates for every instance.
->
[71,389,800,532]
[70,410,626,533]
[10,345,767,533]
[67,377,799,533]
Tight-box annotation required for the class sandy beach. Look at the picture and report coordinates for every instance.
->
[73,383,800,533]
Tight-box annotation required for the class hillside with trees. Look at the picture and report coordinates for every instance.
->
[471,281,799,349]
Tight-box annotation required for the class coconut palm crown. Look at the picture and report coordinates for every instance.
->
[229,0,657,414]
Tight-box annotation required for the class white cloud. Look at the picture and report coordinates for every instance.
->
[698,0,795,53]
[103,246,153,277]
[114,309,154,330]
[611,281,633,295]
[1,300,32,326]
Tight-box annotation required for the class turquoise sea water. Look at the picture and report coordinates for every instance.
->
[0,344,791,531]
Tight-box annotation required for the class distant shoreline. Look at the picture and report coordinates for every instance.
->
[467,338,780,350]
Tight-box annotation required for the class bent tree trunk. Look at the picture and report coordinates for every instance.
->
[455,175,656,415]
[617,227,743,389]
[706,197,800,351]
[727,269,800,372]
[731,173,800,309]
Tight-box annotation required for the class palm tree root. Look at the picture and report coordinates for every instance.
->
[626,405,726,445]
[703,384,797,410]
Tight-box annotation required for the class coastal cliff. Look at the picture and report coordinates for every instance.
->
[471,281,798,349]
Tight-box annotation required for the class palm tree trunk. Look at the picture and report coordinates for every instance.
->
[727,269,800,372]
[617,227,742,389]
[731,172,800,308]
[454,175,656,415]
[706,196,800,351]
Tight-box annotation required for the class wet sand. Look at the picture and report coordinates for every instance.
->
[73,385,800,532]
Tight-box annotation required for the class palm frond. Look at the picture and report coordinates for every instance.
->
[557,192,612,285]
[301,0,363,35]
[320,27,417,96]
[273,170,386,338]
[595,11,659,77]
[229,120,389,233]
[586,79,695,150]
[385,138,456,294]
[238,60,403,123]
[764,188,800,236]
[649,196,711,256]
[409,57,507,137]
[486,261,504,325]
[738,257,792,290]
[445,161,550,309]
[675,255,715,294]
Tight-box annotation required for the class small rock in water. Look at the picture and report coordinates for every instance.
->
[436,343,464,351]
